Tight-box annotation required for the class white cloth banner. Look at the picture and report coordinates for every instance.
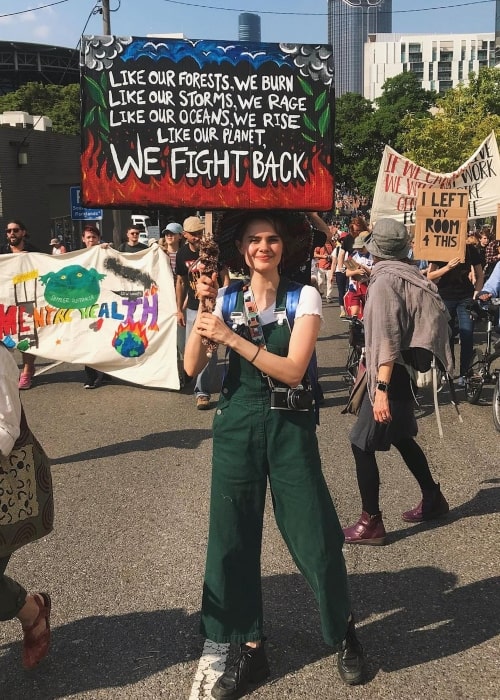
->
[0,245,180,389]
[371,131,500,225]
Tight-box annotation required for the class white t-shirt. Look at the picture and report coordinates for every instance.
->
[347,252,373,292]
[214,283,323,325]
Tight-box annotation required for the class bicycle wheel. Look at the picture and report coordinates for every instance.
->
[345,345,361,388]
[464,360,484,404]
[492,375,500,432]
[464,374,483,404]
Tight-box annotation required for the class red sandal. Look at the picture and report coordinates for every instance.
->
[22,592,51,669]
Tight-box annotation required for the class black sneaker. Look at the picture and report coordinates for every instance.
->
[211,643,270,699]
[336,617,365,686]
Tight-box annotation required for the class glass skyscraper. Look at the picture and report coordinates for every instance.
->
[328,0,392,96]
[239,13,261,42]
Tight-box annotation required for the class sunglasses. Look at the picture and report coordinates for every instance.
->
[6,227,21,233]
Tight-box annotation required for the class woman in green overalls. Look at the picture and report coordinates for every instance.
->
[184,210,365,699]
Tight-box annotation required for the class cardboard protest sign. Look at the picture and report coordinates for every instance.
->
[414,188,468,263]
[80,37,335,210]
[371,132,500,225]
[0,246,179,389]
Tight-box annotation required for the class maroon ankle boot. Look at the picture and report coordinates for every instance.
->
[343,511,386,545]
[402,484,449,523]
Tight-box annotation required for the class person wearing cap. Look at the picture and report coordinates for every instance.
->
[185,210,365,698]
[50,237,67,255]
[118,226,149,253]
[1,219,40,389]
[335,217,368,318]
[176,216,229,410]
[343,233,373,319]
[343,218,453,546]
[159,222,183,278]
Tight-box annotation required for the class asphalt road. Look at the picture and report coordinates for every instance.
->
[1,301,499,700]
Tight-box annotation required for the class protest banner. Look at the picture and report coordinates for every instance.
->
[414,189,468,263]
[80,36,334,211]
[0,246,179,389]
[371,132,500,225]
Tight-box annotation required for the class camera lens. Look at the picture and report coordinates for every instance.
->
[287,388,313,411]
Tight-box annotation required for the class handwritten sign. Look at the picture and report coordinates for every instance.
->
[414,188,468,263]
[80,36,335,210]
[371,132,500,225]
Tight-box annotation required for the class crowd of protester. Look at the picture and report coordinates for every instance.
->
[1,204,499,698]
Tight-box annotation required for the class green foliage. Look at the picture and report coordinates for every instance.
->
[400,68,500,171]
[334,92,380,196]
[0,82,80,136]
[334,74,437,196]
[374,72,437,150]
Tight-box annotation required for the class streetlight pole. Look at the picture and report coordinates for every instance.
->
[102,0,111,34]
[100,0,122,249]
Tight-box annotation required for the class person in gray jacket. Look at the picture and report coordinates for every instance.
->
[343,219,454,545]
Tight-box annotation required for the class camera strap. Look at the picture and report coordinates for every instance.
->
[222,278,312,389]
[239,284,291,392]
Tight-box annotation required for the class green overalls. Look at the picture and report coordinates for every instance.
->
[200,282,351,647]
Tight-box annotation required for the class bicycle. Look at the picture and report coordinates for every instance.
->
[464,299,500,430]
[343,316,364,390]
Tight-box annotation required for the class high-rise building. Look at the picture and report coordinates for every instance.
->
[239,13,261,42]
[328,0,392,96]
[496,0,500,64]
[365,32,495,101]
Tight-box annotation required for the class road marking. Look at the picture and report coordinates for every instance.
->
[188,639,229,699]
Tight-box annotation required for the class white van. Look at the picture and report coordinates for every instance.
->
[131,214,160,241]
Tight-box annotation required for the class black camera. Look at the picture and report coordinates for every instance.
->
[270,385,314,412]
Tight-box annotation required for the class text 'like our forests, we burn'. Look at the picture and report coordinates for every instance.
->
[80,37,335,210]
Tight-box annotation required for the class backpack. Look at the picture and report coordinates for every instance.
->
[221,278,321,424]
[401,347,462,437]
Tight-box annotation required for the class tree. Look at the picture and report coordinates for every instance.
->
[399,68,500,171]
[334,92,382,195]
[373,71,437,151]
[334,73,438,196]
[0,82,80,136]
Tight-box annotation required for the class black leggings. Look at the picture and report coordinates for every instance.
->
[335,271,348,307]
[352,438,437,516]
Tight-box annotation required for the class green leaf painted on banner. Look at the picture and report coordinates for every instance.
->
[100,131,109,144]
[303,113,316,132]
[100,72,108,91]
[83,105,96,128]
[302,133,316,143]
[85,75,107,109]
[98,106,110,132]
[298,76,313,96]
[319,104,331,137]
[315,91,327,112]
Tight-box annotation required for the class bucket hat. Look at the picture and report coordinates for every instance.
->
[364,218,410,260]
